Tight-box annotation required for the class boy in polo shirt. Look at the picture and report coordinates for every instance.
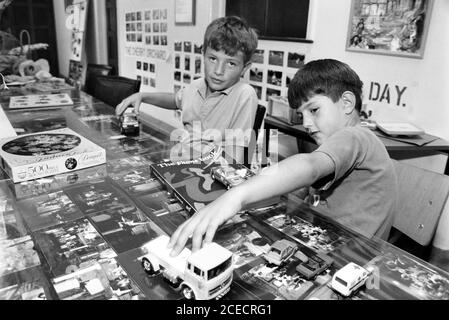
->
[168,59,399,256]
[116,16,258,163]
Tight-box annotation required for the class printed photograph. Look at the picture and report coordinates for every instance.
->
[268,50,284,66]
[287,52,305,68]
[174,41,182,51]
[88,207,159,253]
[267,70,283,86]
[0,236,41,277]
[52,259,145,300]
[0,197,28,240]
[33,219,113,278]
[17,191,83,232]
[214,222,272,269]
[194,44,203,54]
[251,49,264,64]
[64,180,133,215]
[249,67,263,82]
[183,41,192,52]
[263,213,350,252]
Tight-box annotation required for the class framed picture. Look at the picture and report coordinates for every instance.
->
[346,0,433,59]
[175,0,196,26]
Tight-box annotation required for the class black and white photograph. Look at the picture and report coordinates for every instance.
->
[249,67,263,82]
[287,52,305,68]
[267,70,283,87]
[268,50,284,66]
[17,191,83,232]
[88,206,159,253]
[0,0,448,303]
[252,49,264,64]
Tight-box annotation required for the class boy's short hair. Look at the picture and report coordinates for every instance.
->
[203,16,258,64]
[288,59,364,112]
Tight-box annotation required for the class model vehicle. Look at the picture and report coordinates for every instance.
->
[295,252,333,280]
[263,239,298,266]
[330,262,371,297]
[139,235,234,300]
[210,164,255,189]
[119,108,139,135]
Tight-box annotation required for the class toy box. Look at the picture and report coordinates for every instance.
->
[0,128,106,183]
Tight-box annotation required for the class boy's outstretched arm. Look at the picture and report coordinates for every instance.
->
[168,151,334,256]
[115,92,177,116]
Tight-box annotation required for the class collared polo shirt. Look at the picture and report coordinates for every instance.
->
[175,78,258,147]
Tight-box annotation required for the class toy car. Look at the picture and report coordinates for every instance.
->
[119,108,139,135]
[330,262,371,297]
[210,164,255,189]
[295,252,333,280]
[263,239,298,266]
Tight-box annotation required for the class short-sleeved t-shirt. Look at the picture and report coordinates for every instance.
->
[175,78,258,147]
[308,126,398,240]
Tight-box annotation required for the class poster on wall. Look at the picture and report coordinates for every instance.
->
[125,8,169,62]
[346,0,434,59]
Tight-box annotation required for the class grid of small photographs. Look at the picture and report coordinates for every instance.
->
[125,8,168,47]
[135,59,157,88]
[173,41,203,93]
[247,48,306,107]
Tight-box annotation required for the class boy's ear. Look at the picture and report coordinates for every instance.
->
[341,91,356,115]
[241,62,251,76]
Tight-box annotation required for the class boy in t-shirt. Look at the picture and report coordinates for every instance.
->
[116,16,259,163]
[168,59,399,256]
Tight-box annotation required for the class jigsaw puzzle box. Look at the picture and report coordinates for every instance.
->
[0,128,106,183]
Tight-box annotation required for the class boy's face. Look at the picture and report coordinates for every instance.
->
[203,47,250,93]
[298,94,349,145]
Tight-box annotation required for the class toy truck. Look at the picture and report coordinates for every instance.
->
[295,252,334,280]
[118,108,139,135]
[210,164,255,189]
[330,262,371,297]
[263,239,298,266]
[139,235,234,300]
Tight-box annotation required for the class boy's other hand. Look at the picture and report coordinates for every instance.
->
[115,93,142,116]
[167,190,243,256]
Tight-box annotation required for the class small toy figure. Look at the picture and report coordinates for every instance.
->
[118,108,139,135]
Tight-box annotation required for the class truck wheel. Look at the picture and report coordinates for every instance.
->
[141,257,157,275]
[181,285,196,300]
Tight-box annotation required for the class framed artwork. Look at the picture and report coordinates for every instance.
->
[346,0,433,59]
[175,0,196,26]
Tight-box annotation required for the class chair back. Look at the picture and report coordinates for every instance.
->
[244,105,266,168]
[391,160,449,246]
[92,75,141,108]
[84,64,113,95]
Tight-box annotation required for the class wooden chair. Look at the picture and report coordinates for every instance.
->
[92,75,141,108]
[389,160,449,249]
[244,105,266,168]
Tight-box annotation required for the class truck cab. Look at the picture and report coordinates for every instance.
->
[139,235,233,300]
